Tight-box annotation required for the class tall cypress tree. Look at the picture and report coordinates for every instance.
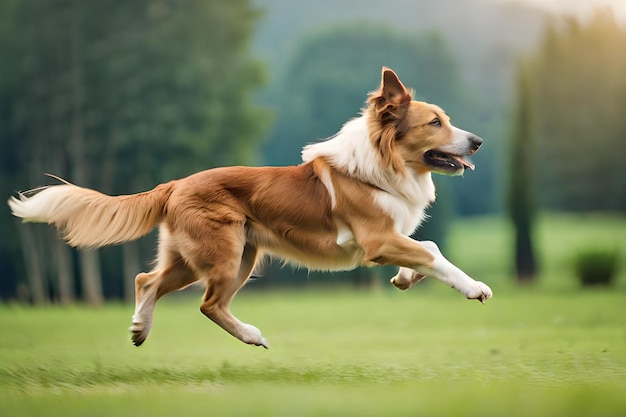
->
[507,62,538,283]
[534,12,626,212]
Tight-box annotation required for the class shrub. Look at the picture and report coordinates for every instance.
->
[574,248,619,287]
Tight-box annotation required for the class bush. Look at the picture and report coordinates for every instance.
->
[574,248,619,287]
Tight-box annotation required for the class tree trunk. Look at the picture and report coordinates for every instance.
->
[508,63,538,283]
[70,7,104,306]
[79,249,103,307]
[16,223,47,304]
[123,242,141,303]
[50,231,75,305]
[514,220,537,283]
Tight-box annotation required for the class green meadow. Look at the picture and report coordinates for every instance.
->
[1,213,625,417]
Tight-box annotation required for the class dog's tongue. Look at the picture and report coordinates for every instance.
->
[452,155,475,171]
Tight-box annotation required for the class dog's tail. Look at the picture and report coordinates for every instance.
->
[8,179,174,248]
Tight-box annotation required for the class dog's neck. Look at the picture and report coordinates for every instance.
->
[301,115,435,206]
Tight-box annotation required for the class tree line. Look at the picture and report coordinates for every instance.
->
[0,0,267,303]
[0,2,623,302]
[508,11,626,282]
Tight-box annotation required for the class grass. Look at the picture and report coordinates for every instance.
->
[447,212,626,291]
[1,289,626,417]
[1,212,625,416]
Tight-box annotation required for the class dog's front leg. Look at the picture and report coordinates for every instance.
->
[413,240,492,303]
[362,234,492,302]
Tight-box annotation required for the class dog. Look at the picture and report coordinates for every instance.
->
[8,67,492,348]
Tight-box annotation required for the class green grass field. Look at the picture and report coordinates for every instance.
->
[447,212,626,291]
[1,290,625,417]
[1,213,625,417]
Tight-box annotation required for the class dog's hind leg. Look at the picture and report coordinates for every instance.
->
[130,228,198,346]
[198,242,268,348]
[129,257,196,346]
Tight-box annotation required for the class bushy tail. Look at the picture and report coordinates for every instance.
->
[8,180,174,248]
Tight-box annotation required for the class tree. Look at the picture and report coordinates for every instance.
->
[507,62,538,283]
[0,0,267,303]
[508,11,626,283]
[532,11,626,211]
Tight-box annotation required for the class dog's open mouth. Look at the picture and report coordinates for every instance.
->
[424,150,475,175]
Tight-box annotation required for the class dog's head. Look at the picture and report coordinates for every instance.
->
[367,67,483,176]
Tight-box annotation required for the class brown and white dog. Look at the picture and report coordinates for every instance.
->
[8,67,492,348]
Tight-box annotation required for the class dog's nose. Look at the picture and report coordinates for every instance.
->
[469,135,483,152]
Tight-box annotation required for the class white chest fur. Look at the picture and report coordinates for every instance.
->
[302,115,436,239]
[374,171,435,236]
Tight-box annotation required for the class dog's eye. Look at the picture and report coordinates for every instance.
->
[429,118,441,127]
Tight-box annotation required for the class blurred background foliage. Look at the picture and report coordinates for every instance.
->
[0,0,624,304]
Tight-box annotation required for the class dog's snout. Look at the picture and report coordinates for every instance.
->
[469,135,483,152]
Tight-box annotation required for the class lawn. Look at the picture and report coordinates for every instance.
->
[1,289,625,417]
[447,212,626,291]
[1,212,625,416]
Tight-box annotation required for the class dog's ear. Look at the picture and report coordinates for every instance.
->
[368,67,411,174]
[380,67,412,104]
[370,67,412,120]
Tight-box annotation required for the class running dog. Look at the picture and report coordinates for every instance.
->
[8,67,492,348]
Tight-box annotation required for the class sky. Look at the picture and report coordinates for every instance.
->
[488,0,626,19]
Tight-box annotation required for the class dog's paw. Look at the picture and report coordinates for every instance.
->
[390,269,425,290]
[390,275,411,290]
[256,337,270,349]
[129,321,152,347]
[241,324,270,349]
[464,281,493,304]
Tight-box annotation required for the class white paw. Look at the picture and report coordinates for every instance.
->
[390,275,411,290]
[464,281,493,303]
[129,319,152,347]
[258,337,270,349]
[390,268,425,290]
[241,324,270,349]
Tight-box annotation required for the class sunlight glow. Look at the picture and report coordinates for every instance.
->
[487,0,626,20]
